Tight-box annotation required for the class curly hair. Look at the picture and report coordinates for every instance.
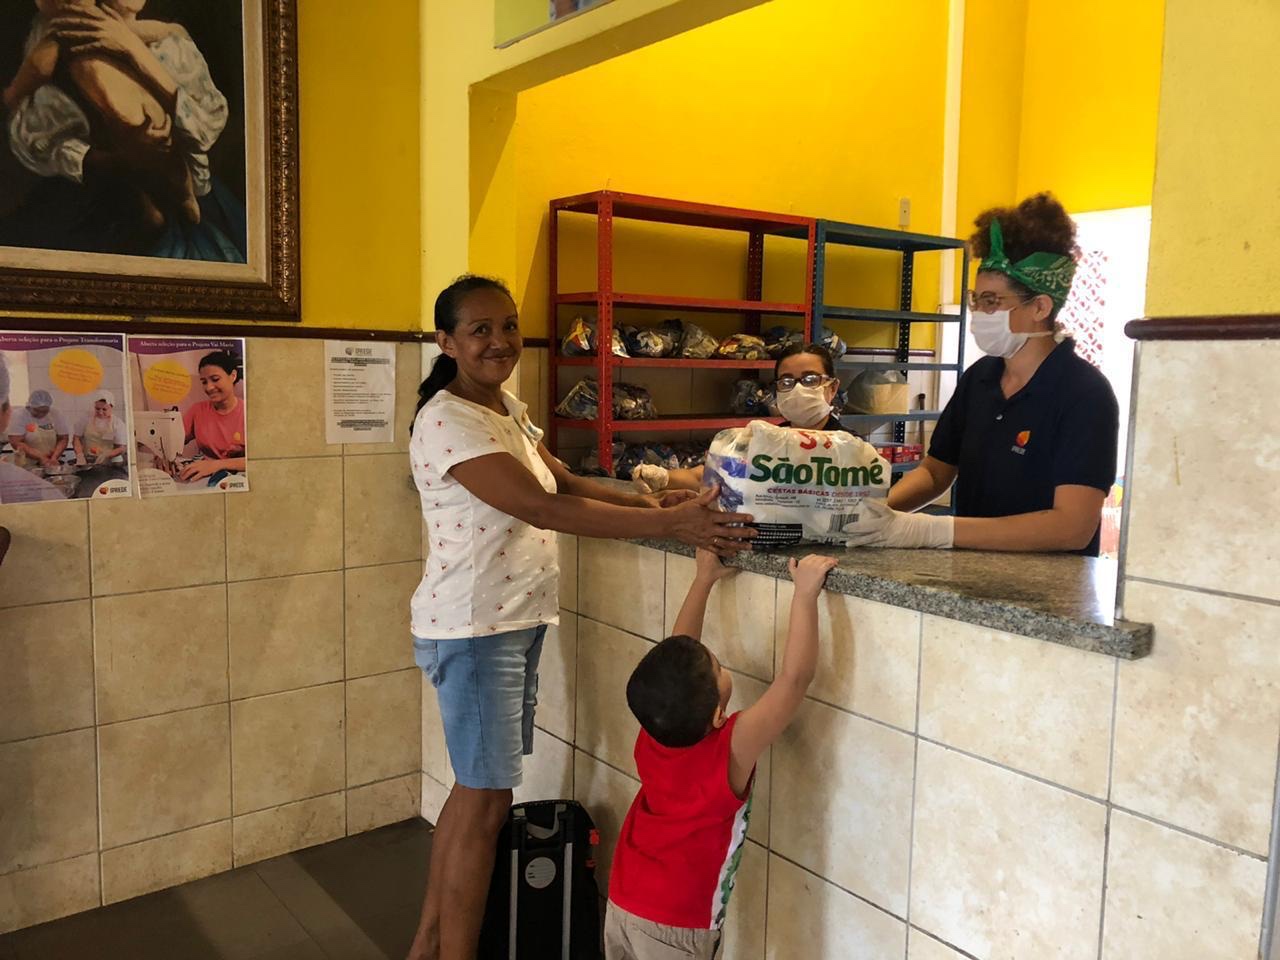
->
[969,192,1078,263]
[970,192,1078,323]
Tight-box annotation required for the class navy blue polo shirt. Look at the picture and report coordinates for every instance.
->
[928,338,1119,556]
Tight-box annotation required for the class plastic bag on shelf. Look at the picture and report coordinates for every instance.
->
[614,445,647,481]
[716,333,770,360]
[675,444,707,470]
[611,328,629,357]
[626,323,680,358]
[846,368,908,414]
[764,326,804,358]
[729,379,771,417]
[703,420,890,549]
[820,331,848,360]
[579,442,624,476]
[562,317,596,356]
[555,378,600,420]
[613,383,657,420]
[679,321,719,359]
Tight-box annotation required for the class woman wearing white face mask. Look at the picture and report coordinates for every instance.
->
[848,193,1119,556]
[633,343,852,495]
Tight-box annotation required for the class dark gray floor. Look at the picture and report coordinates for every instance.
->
[0,819,432,960]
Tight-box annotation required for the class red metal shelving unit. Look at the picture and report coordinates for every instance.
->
[548,191,816,474]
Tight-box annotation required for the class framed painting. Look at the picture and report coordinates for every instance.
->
[0,0,299,319]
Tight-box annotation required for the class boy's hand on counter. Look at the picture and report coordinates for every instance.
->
[694,547,737,583]
[788,554,839,597]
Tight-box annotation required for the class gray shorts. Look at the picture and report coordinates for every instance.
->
[604,902,722,960]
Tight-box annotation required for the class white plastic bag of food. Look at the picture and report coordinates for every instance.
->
[703,420,890,549]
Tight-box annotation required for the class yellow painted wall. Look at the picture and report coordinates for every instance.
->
[496,0,550,45]
[1016,0,1164,213]
[297,0,421,329]
[506,0,953,350]
[955,0,1027,259]
[423,0,769,323]
[1145,0,1279,317]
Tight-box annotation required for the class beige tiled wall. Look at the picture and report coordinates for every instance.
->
[462,502,1277,959]
[1106,337,1280,960]
[0,338,425,934]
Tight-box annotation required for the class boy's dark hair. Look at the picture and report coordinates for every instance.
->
[626,635,720,748]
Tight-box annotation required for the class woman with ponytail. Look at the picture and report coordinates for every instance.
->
[407,275,755,960]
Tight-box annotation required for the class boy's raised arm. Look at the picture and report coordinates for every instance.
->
[671,548,736,641]
[729,554,838,795]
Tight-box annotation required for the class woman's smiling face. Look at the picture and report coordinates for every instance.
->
[198,364,237,404]
[442,288,522,388]
[94,399,112,418]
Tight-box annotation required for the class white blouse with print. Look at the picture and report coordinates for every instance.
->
[409,389,559,639]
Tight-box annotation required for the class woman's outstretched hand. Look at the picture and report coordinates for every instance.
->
[665,484,755,557]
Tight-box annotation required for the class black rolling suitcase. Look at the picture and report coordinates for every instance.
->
[477,800,602,959]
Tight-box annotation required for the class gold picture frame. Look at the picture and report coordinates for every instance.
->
[0,0,300,320]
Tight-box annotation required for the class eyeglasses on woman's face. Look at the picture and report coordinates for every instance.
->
[968,290,1037,314]
[774,372,832,392]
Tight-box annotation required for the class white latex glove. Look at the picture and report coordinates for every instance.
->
[632,464,670,493]
[842,498,955,549]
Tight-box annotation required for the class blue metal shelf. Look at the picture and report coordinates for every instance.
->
[809,218,969,444]
[839,360,961,373]
[823,306,959,324]
[783,221,966,254]
[841,410,942,424]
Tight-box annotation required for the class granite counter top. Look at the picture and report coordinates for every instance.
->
[632,538,1152,659]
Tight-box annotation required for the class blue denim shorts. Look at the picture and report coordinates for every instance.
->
[413,626,546,790]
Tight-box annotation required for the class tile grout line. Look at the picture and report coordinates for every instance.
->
[340,448,350,836]
[906,925,982,960]
[224,492,234,862]
[903,611,925,956]
[1096,657,1121,960]
[1257,731,1280,960]
[1106,804,1269,862]
[769,848,908,927]
[245,856,328,955]
[0,669,417,749]
[1124,574,1280,610]
[86,502,105,907]
[761,573,780,956]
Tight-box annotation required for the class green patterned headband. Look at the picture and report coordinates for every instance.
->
[978,219,1076,309]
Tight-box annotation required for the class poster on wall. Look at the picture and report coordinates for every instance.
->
[0,332,133,505]
[0,0,301,319]
[128,337,248,497]
[324,341,396,444]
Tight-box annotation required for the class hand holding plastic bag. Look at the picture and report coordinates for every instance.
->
[842,499,955,549]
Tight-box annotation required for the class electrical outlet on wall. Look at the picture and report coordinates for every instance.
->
[898,198,911,229]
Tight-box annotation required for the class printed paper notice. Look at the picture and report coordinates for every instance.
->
[325,341,396,444]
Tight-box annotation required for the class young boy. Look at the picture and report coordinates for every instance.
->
[606,549,838,959]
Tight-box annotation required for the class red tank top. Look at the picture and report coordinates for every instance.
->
[608,713,754,930]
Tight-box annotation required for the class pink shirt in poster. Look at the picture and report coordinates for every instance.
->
[184,400,246,460]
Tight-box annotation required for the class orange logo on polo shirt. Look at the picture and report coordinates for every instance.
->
[1011,430,1031,455]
